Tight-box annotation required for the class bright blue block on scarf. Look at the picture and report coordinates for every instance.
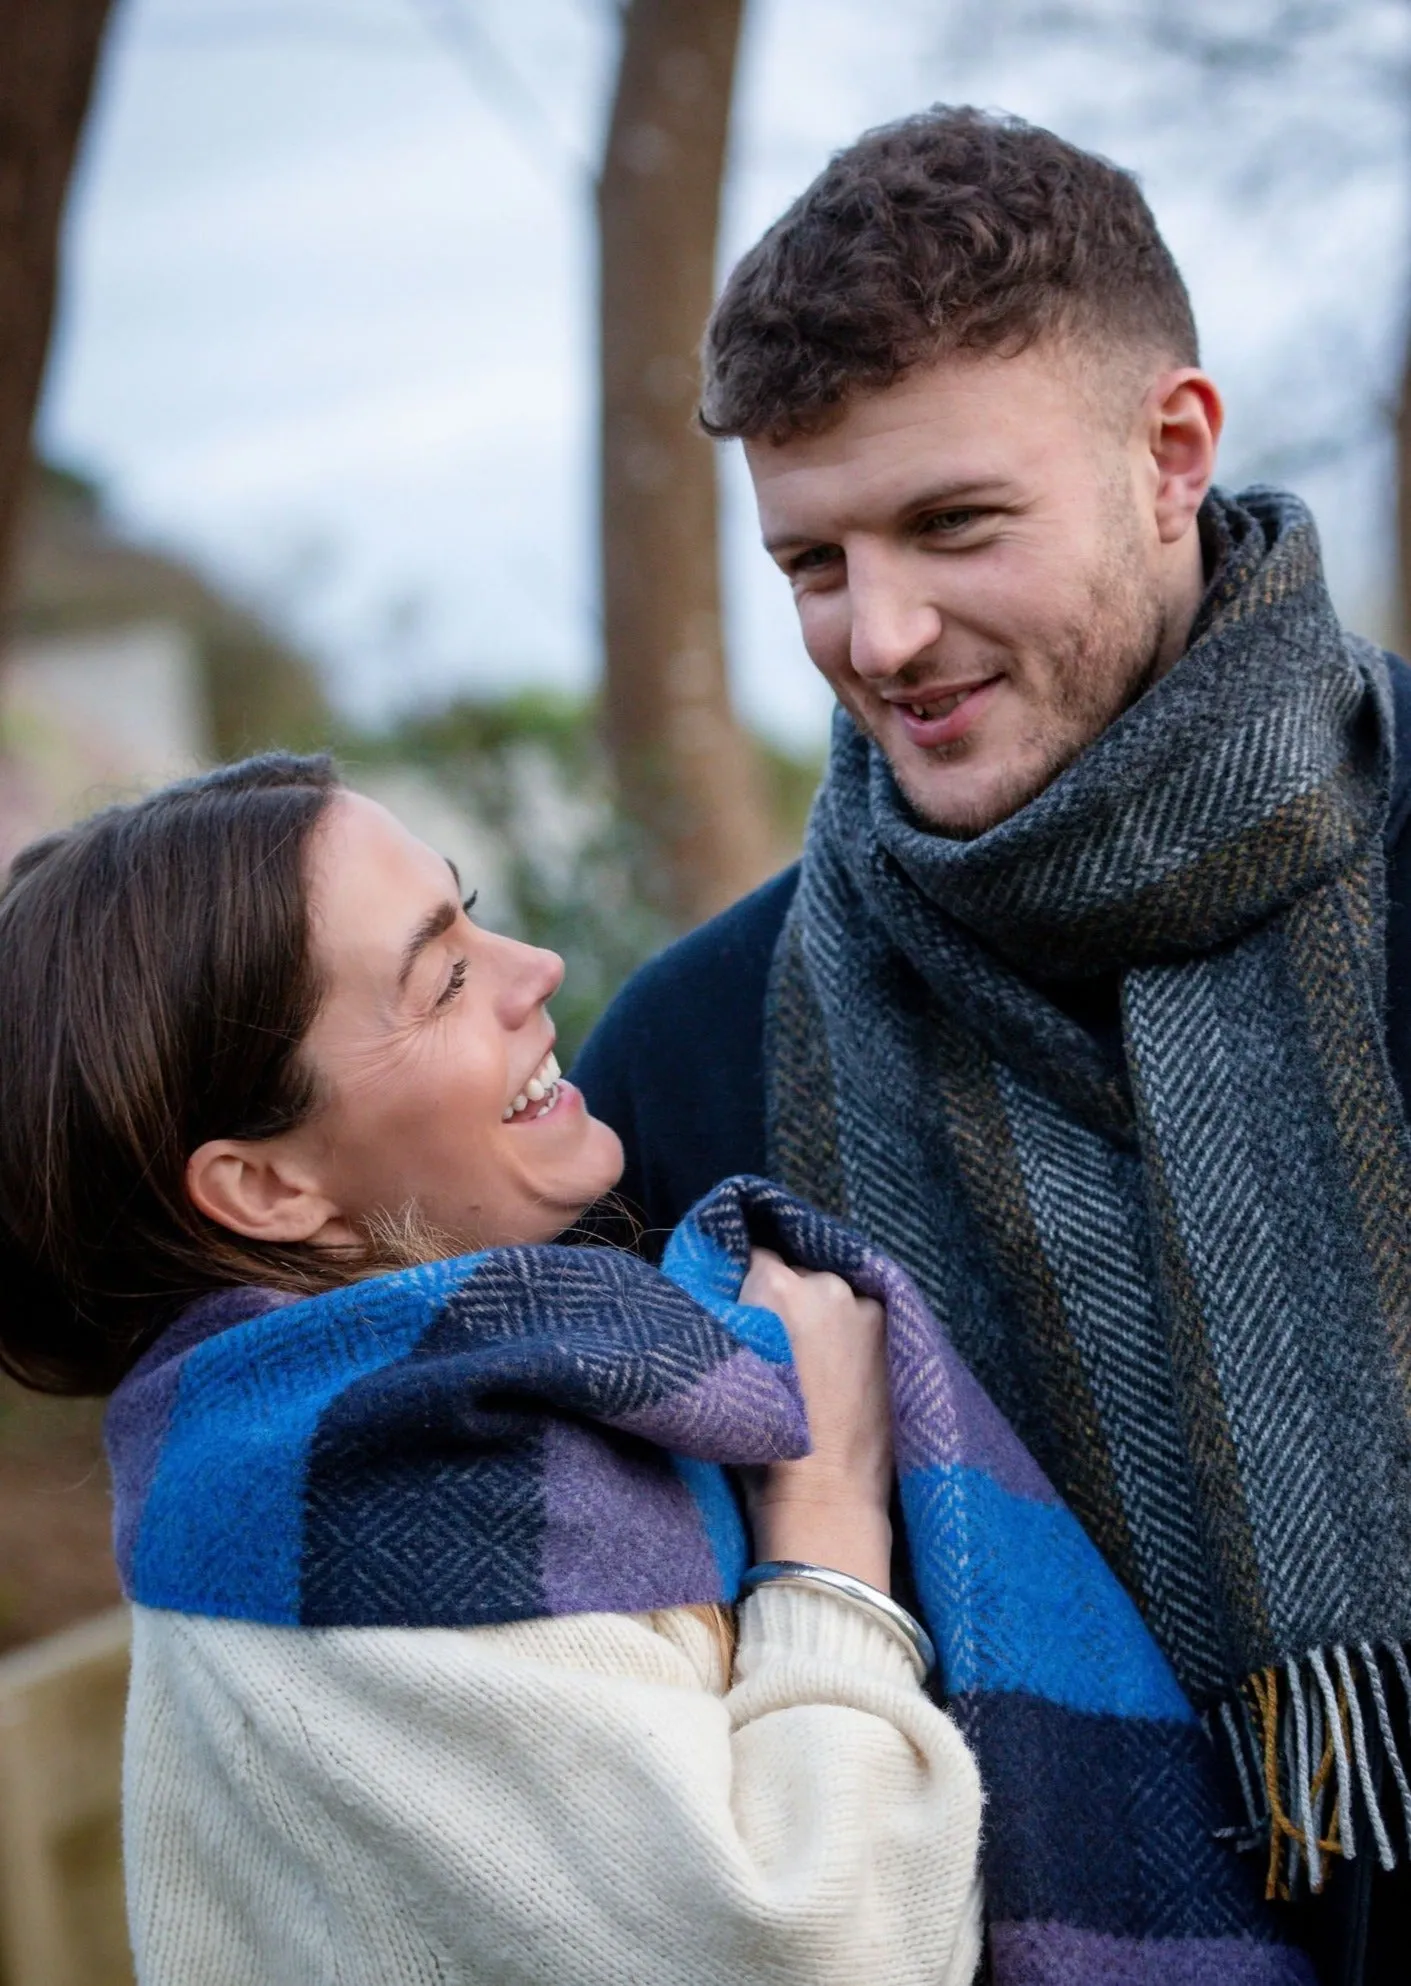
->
[130,1258,468,1621]
[905,1462,1196,1723]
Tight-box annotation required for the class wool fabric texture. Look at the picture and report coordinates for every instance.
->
[124,1591,985,1986]
[106,1175,1308,1985]
[767,485,1411,1904]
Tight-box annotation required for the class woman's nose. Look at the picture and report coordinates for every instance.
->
[494,936,564,1024]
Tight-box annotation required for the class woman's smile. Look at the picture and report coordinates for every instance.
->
[501,1047,564,1122]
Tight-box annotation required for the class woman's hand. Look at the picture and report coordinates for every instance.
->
[740,1247,894,1592]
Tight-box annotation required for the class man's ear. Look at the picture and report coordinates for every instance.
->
[1145,367,1224,546]
[186,1138,350,1246]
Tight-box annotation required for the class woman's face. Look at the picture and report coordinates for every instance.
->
[290,788,624,1250]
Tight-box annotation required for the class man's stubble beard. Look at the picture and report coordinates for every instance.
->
[886,512,1170,841]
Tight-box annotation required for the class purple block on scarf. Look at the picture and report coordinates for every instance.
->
[539,1417,723,1616]
[863,1255,1059,1503]
[989,1921,1318,1984]
[610,1344,808,1464]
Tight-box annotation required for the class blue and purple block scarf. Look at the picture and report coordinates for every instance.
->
[106,1176,1310,1984]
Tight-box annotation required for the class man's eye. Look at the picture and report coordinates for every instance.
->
[921,509,981,535]
[787,545,840,576]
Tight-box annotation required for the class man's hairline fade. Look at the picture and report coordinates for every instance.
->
[698,104,1200,449]
[728,328,1197,460]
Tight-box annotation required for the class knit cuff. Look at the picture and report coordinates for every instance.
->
[734,1580,922,1691]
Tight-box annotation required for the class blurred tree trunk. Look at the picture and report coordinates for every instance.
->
[0,0,113,615]
[599,0,774,929]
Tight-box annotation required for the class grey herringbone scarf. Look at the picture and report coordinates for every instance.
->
[768,486,1411,1896]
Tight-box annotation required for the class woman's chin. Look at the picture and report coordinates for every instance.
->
[573,1111,626,1202]
[515,1111,625,1241]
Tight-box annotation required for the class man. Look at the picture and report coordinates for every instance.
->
[573,107,1411,1982]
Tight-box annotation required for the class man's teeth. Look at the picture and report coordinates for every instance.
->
[501,1050,562,1122]
[909,688,969,720]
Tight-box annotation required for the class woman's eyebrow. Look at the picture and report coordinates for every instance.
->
[397,901,458,991]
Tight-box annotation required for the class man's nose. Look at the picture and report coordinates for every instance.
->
[846,553,943,681]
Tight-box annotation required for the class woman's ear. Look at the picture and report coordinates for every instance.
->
[185,1138,350,1246]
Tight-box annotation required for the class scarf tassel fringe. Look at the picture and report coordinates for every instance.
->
[1209,1642,1411,1900]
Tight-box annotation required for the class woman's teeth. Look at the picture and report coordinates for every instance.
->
[502,1050,562,1122]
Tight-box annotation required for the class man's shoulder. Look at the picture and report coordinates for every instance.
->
[581,863,800,1059]
[571,866,800,1242]
[1372,647,1411,1133]
[1385,647,1411,844]
[644,860,800,993]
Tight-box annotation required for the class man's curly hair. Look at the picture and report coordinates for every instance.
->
[700,106,1198,443]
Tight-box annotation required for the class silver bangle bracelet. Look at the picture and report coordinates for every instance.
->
[738,1560,936,1684]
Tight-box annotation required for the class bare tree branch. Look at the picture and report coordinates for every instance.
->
[403,0,591,180]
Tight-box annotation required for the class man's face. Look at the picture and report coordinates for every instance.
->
[746,344,1184,837]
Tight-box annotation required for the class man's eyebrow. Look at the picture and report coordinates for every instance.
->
[901,479,1012,517]
[397,900,458,991]
[762,479,1010,554]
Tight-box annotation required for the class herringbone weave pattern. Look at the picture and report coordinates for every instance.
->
[106,1175,1307,1983]
[769,485,1411,1913]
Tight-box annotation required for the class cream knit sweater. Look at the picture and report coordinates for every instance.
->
[124,1583,983,1985]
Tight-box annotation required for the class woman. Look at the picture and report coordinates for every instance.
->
[0,753,983,1986]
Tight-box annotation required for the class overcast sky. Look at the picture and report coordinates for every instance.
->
[37,0,1411,748]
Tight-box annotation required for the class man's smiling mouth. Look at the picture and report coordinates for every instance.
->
[907,690,972,720]
[889,677,1003,749]
[893,676,1000,720]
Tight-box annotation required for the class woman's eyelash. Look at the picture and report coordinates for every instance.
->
[436,959,468,1009]
[462,891,478,915]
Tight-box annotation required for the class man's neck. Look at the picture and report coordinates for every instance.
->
[1153,518,1212,679]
